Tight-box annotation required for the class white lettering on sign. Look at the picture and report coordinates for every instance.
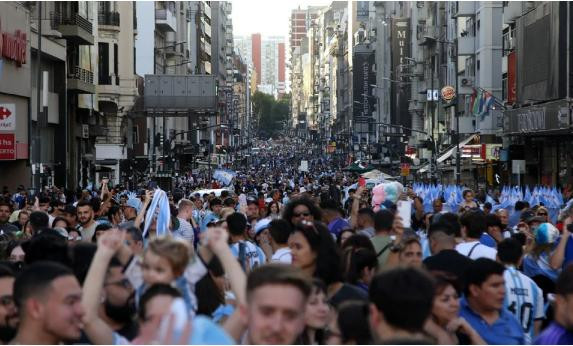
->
[517,109,545,132]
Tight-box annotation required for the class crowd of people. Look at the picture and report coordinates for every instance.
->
[0,138,573,345]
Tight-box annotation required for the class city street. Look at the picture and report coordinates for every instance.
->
[1,1,573,345]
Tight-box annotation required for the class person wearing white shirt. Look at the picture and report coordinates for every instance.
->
[269,219,292,264]
[456,209,498,260]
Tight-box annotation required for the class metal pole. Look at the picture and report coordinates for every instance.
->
[34,1,42,192]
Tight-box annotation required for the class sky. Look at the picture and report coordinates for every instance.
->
[231,0,334,38]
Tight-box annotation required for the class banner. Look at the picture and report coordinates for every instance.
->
[391,18,411,129]
[507,52,516,104]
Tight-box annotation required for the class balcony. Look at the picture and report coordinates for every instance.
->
[155,8,176,32]
[50,12,94,45]
[68,66,95,94]
[457,36,476,56]
[453,2,476,17]
[98,11,120,28]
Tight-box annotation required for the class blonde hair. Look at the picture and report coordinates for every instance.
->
[146,237,190,276]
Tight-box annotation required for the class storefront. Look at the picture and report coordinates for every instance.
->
[0,3,31,188]
[502,99,573,186]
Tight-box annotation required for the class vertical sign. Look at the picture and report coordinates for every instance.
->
[507,51,516,104]
[391,18,411,128]
[352,48,376,120]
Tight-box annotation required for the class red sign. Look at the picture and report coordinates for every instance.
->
[0,133,15,160]
[507,52,516,104]
[0,19,27,66]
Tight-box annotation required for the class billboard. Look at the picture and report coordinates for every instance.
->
[143,75,217,111]
[516,2,567,103]
[391,18,411,129]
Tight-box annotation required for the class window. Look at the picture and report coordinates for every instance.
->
[133,126,139,144]
[114,44,119,84]
[477,60,480,71]
[98,42,110,84]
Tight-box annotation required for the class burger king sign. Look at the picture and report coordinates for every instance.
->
[441,85,456,103]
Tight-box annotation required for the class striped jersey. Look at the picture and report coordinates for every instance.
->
[503,266,544,344]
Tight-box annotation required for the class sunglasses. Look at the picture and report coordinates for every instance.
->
[538,212,548,216]
[293,212,311,218]
[0,295,14,307]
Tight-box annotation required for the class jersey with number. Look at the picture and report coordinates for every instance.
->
[503,266,544,344]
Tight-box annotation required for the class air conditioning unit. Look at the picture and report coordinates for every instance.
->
[82,125,89,139]
[461,77,474,87]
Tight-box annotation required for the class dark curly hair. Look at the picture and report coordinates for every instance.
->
[292,221,341,286]
[281,197,322,228]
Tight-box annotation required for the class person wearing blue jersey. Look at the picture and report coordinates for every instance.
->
[227,212,266,271]
[497,238,545,344]
[460,258,525,345]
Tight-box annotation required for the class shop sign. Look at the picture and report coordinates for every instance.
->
[441,85,456,103]
[0,20,27,66]
[0,133,15,160]
[503,99,570,134]
[0,104,15,131]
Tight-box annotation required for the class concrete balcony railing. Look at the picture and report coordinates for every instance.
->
[155,8,176,32]
[51,11,94,45]
[68,66,95,94]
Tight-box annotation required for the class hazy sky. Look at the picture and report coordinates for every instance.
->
[231,0,334,38]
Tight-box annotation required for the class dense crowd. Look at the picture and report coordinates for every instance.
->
[1,139,573,345]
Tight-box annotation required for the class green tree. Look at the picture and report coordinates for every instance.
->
[252,92,291,138]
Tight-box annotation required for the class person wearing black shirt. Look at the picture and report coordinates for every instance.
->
[424,222,473,287]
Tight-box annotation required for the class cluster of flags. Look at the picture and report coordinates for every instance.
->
[213,169,237,187]
[412,183,565,224]
[470,88,496,117]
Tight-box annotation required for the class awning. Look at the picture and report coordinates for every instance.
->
[418,134,479,173]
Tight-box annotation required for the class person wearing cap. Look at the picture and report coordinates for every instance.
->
[523,222,561,282]
[119,197,142,229]
[254,218,273,260]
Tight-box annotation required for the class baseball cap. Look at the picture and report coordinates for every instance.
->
[535,223,560,245]
[126,197,142,213]
[520,209,535,222]
[254,218,271,236]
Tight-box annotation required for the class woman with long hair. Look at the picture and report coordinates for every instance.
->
[289,220,367,308]
[282,197,322,228]
[266,201,281,220]
[300,279,330,345]
[424,272,485,345]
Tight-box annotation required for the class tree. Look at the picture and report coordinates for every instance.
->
[251,92,291,138]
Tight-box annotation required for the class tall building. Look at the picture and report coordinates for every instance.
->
[95,1,139,185]
[251,33,262,85]
[278,42,286,95]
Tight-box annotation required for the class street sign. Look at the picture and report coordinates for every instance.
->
[426,89,439,101]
